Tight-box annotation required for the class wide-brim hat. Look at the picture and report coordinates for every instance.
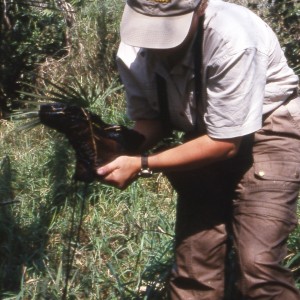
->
[120,0,202,49]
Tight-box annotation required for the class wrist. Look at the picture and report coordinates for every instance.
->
[138,154,153,178]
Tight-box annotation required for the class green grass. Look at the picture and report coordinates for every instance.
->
[0,117,176,299]
[1,116,300,299]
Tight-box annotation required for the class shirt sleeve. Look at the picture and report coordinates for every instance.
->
[116,42,160,121]
[204,47,268,139]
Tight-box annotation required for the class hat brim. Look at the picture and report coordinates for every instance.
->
[120,4,194,49]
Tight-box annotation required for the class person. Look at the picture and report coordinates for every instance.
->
[96,0,300,299]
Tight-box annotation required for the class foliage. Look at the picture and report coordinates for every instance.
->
[267,0,300,74]
[0,117,176,299]
[0,0,300,299]
[0,0,71,114]
[32,0,125,116]
[246,0,300,75]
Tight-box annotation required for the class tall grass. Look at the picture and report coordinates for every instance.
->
[0,115,176,299]
[0,0,299,299]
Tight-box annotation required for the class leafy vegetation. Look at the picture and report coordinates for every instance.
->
[0,0,70,115]
[269,0,300,74]
[0,123,176,299]
[0,0,299,299]
[248,0,300,74]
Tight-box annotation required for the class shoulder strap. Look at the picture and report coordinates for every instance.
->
[156,15,205,135]
[193,15,205,133]
[156,73,172,136]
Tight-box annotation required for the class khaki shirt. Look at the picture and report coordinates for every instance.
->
[117,0,299,138]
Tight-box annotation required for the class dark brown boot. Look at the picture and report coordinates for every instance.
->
[39,103,144,182]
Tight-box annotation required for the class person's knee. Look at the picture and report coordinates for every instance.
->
[237,244,287,286]
[238,246,261,278]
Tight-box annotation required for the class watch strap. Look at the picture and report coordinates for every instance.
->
[141,154,149,169]
[138,154,153,177]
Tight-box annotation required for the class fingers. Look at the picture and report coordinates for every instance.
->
[95,156,141,190]
[96,162,121,187]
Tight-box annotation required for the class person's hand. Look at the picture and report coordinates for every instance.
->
[96,156,141,189]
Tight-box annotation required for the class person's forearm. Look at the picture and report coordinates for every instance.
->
[148,135,241,172]
[96,134,241,189]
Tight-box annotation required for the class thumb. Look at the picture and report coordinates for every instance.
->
[96,163,115,176]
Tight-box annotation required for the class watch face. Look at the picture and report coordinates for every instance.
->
[139,169,153,178]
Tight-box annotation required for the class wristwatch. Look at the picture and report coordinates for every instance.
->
[138,154,153,178]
